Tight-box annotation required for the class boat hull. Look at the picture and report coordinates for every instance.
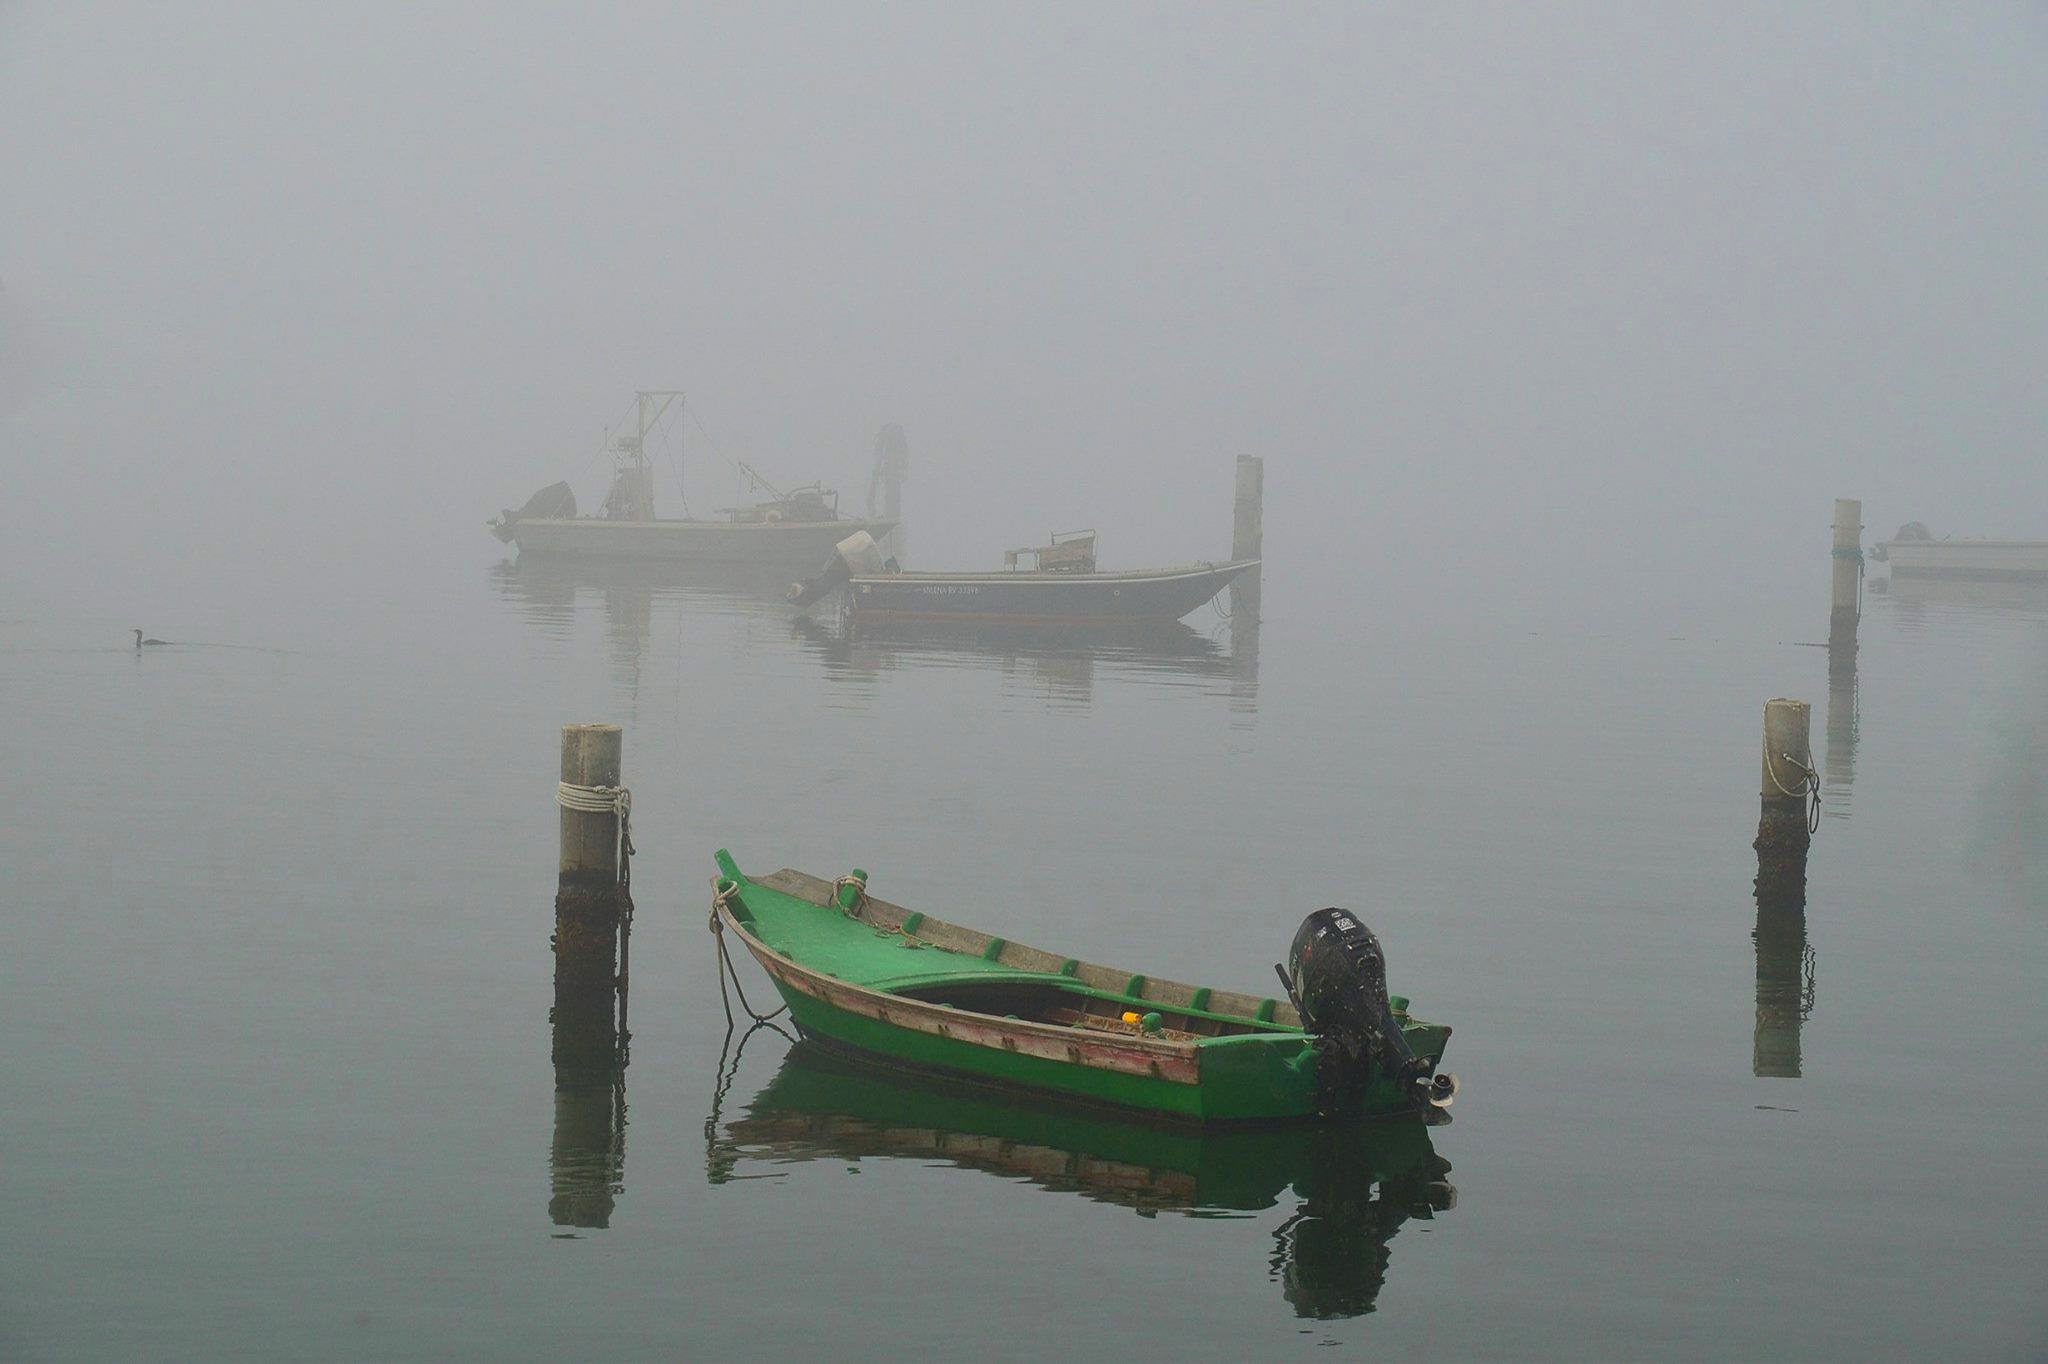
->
[502,516,897,566]
[847,560,1257,624]
[712,857,1450,1126]
[1881,539,2048,581]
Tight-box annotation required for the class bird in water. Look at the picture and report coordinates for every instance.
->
[133,628,167,648]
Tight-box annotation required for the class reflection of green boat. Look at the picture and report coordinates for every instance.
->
[709,1040,1456,1318]
[710,851,1457,1124]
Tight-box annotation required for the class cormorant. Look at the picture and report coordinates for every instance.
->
[133,629,167,648]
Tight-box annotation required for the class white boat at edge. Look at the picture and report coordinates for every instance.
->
[1878,535,2048,581]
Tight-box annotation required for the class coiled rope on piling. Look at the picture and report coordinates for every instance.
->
[1763,750,1824,834]
[556,780,636,1000]
[556,781,631,819]
[556,782,635,887]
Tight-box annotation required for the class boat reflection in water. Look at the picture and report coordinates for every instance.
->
[491,554,803,695]
[1873,571,2048,621]
[790,612,1256,712]
[491,552,802,613]
[707,1039,1453,1319]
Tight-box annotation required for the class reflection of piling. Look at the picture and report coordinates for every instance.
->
[1829,498,1862,661]
[1752,895,1811,1077]
[1753,699,1815,897]
[550,723,631,1228]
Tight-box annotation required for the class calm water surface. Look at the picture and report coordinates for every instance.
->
[3,557,2044,1359]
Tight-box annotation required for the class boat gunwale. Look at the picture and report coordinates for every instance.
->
[505,516,898,534]
[744,866,1304,1031]
[714,901,1213,1088]
[847,558,1260,587]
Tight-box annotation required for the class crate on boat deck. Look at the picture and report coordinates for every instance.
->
[1004,530,1097,573]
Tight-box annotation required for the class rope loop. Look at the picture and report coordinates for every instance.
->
[707,879,787,1027]
[710,876,741,930]
[1763,749,1824,832]
[832,871,869,918]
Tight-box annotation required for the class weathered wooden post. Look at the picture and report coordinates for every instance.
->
[1824,646,1858,820]
[1753,698,1815,892]
[557,723,626,984]
[872,423,909,563]
[1229,456,1264,695]
[1829,498,1862,659]
[550,723,630,1228]
[1232,454,1264,568]
[1752,700,1815,1077]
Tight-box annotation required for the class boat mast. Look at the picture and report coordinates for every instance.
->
[611,390,682,520]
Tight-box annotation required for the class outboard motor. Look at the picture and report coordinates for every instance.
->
[788,530,889,607]
[1279,908,1456,1116]
[490,481,577,542]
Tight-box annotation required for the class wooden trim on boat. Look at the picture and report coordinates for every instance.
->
[716,896,1204,1085]
[750,868,1302,1029]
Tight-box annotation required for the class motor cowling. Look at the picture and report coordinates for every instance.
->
[788,531,889,607]
[1284,908,1449,1115]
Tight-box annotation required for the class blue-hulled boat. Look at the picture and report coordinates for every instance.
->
[790,529,1258,625]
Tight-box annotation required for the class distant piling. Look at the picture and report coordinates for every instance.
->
[1829,499,1862,662]
[874,423,909,563]
[551,723,632,1228]
[1232,454,1264,568]
[1754,699,1815,897]
[1229,455,1264,697]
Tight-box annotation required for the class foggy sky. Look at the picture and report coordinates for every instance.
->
[3,2,2044,634]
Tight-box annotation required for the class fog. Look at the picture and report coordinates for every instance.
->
[3,2,2044,635]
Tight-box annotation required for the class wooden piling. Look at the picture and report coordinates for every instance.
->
[1754,698,1813,893]
[551,722,628,1227]
[556,723,624,988]
[874,423,909,562]
[1230,454,1264,636]
[1829,498,1862,658]
[1232,454,1264,563]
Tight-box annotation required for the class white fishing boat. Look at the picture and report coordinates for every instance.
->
[1873,522,2048,581]
[490,391,897,566]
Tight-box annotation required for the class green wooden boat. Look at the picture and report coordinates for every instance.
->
[710,850,1458,1124]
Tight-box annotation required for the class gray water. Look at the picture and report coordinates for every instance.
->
[4,560,2044,1360]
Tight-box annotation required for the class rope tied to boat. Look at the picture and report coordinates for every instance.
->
[1763,750,1824,833]
[832,871,869,918]
[708,878,788,1027]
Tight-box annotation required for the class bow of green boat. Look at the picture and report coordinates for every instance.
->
[709,849,1456,1124]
